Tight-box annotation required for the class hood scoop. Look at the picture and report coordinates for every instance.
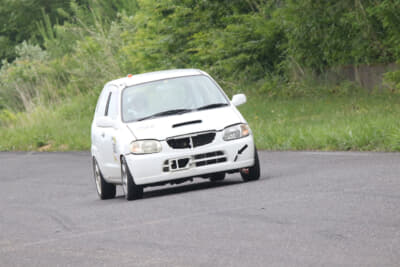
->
[172,120,202,128]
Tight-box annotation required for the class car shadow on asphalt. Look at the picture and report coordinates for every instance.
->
[142,180,243,199]
[113,176,269,200]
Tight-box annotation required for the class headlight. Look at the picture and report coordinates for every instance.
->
[223,124,250,141]
[130,140,162,154]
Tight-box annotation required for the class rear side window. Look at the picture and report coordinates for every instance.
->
[107,91,119,120]
[95,85,119,119]
[95,89,110,117]
[105,88,119,120]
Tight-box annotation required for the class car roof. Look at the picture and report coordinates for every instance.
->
[106,69,207,89]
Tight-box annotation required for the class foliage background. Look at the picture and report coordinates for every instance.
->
[1,0,400,151]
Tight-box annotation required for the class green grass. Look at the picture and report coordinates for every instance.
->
[240,94,400,151]
[0,94,97,151]
[1,92,400,151]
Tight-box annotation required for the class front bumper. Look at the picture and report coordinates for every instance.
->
[125,132,255,185]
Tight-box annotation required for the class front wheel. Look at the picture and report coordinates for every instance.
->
[240,148,260,182]
[121,157,143,201]
[93,158,116,199]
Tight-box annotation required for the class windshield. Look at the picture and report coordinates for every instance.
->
[121,75,229,122]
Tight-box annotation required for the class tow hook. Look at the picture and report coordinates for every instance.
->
[234,144,248,162]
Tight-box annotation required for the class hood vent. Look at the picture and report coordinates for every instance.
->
[172,120,202,128]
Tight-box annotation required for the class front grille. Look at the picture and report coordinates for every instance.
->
[166,131,216,149]
[162,151,227,172]
[193,151,226,167]
[166,137,191,149]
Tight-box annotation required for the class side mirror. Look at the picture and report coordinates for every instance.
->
[231,94,246,107]
[96,116,115,128]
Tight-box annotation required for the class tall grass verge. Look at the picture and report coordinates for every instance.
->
[0,94,96,151]
[1,91,400,151]
[240,93,400,151]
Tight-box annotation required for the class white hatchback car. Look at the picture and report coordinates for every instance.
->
[91,69,260,200]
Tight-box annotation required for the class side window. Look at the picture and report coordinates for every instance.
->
[95,89,110,118]
[105,87,119,120]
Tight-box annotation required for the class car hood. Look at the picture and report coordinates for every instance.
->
[126,106,242,140]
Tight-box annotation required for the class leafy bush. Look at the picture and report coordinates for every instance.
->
[383,66,400,93]
[1,0,400,151]
[0,1,129,112]
[0,42,52,111]
[281,0,400,73]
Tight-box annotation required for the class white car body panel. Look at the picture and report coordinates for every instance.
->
[126,134,254,185]
[91,69,256,186]
[126,106,242,140]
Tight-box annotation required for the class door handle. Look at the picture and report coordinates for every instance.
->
[101,132,105,138]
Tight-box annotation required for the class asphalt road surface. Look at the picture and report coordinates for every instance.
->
[1,151,399,266]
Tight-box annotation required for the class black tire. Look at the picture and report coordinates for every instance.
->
[240,148,260,182]
[93,158,116,200]
[209,172,226,182]
[121,157,143,201]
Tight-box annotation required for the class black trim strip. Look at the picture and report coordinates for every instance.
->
[104,92,112,116]
[238,144,248,154]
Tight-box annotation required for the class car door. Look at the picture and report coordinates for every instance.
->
[92,86,111,169]
[98,85,121,181]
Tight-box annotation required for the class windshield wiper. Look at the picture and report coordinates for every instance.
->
[196,103,229,111]
[137,109,192,121]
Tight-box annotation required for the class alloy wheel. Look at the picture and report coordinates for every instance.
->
[94,163,102,195]
[121,162,128,195]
